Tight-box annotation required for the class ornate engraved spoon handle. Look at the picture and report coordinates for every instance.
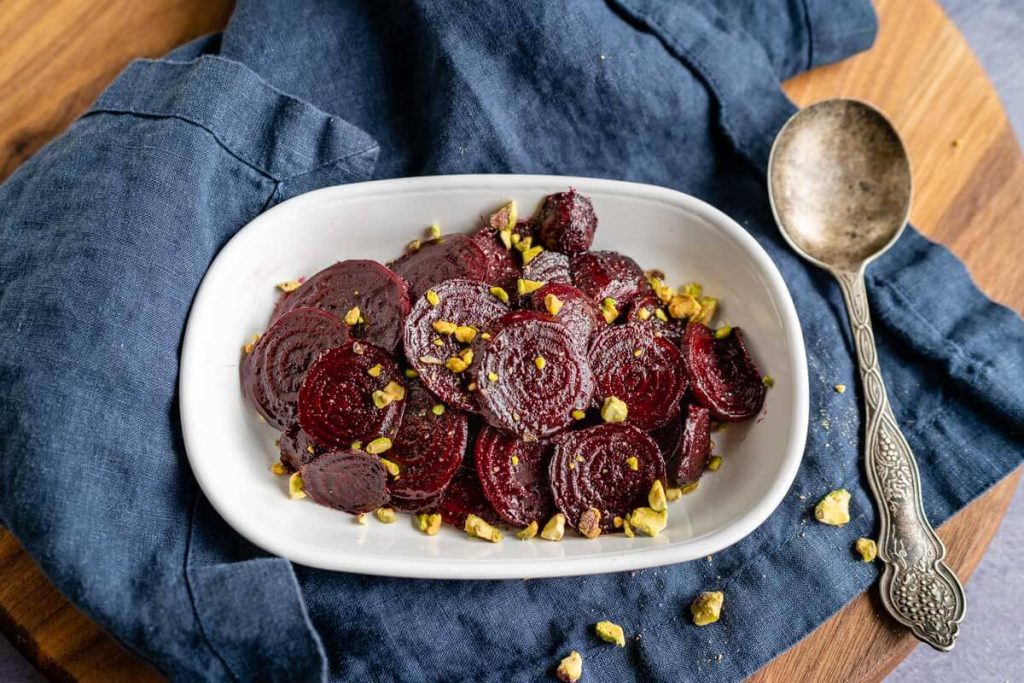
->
[835,270,966,651]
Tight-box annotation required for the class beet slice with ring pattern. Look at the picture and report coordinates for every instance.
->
[386,381,469,512]
[301,449,389,514]
[272,260,410,353]
[403,279,510,412]
[522,250,572,285]
[682,322,766,421]
[533,189,597,255]
[475,311,594,441]
[671,403,711,485]
[438,466,502,527]
[279,423,326,471]
[527,283,603,346]
[297,342,406,449]
[548,424,666,531]
[475,426,556,527]
[587,323,688,431]
[626,293,685,343]
[570,250,647,306]
[390,235,489,298]
[241,307,350,430]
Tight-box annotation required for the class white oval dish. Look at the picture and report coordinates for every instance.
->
[180,175,808,579]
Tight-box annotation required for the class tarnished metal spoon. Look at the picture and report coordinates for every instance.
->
[767,98,966,651]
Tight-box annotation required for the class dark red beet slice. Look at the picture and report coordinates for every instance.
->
[279,423,326,471]
[474,311,594,441]
[469,216,532,290]
[570,250,647,306]
[390,235,489,298]
[649,404,683,464]
[682,323,766,421]
[403,279,509,412]
[475,426,555,527]
[527,283,603,346]
[533,189,597,255]
[438,467,502,527]
[671,403,710,485]
[272,260,410,353]
[587,324,688,430]
[297,342,406,449]
[522,250,571,285]
[386,382,468,512]
[548,424,666,531]
[301,449,389,514]
[626,293,686,343]
[241,307,350,430]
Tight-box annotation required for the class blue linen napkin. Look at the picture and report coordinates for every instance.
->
[1,1,1021,681]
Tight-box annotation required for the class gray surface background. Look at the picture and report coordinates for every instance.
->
[0,1,1021,681]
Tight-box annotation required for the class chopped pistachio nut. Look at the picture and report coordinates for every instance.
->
[491,200,518,232]
[407,238,421,252]
[432,320,458,334]
[481,332,491,340]
[425,513,442,535]
[834,383,847,394]
[270,462,287,476]
[541,513,566,541]
[454,325,477,343]
[510,232,522,247]
[431,403,445,416]
[499,228,513,249]
[625,456,639,471]
[367,363,383,377]
[637,307,652,321]
[425,289,440,306]
[432,338,445,347]
[545,293,564,315]
[414,513,430,532]
[379,458,400,477]
[351,441,363,451]
[600,396,628,423]
[690,591,724,626]
[521,245,544,265]
[277,279,302,292]
[288,472,306,500]
[404,368,419,378]
[344,306,361,326]
[680,282,703,298]
[355,513,367,525]
[383,381,405,401]
[629,507,667,536]
[419,355,442,365]
[707,455,722,471]
[680,481,700,494]
[571,409,587,421]
[372,390,391,409]
[514,235,532,252]
[654,307,669,322]
[594,620,626,647]
[714,325,732,339]
[517,278,545,296]
[446,357,469,373]
[242,333,261,355]
[555,651,583,683]
[534,355,547,370]
[428,223,442,239]
[668,294,701,319]
[365,437,393,455]
[601,297,619,324]
[489,286,510,303]
[666,487,683,502]
[516,520,539,540]
[459,348,474,363]
[855,537,878,562]
[633,348,644,357]
[815,489,851,526]
[465,514,503,542]
[694,297,718,325]
[487,371,499,383]
[578,507,603,539]
[648,480,668,512]
[467,382,478,391]
[375,507,397,524]
[612,516,624,528]
[762,375,775,388]
[622,519,635,538]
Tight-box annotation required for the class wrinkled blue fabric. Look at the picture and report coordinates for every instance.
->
[1,1,1021,681]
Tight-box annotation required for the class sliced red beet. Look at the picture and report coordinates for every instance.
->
[297,342,406,449]
[548,424,666,531]
[474,311,594,441]
[386,382,468,512]
[682,323,766,421]
[522,250,571,285]
[626,293,686,343]
[390,235,489,298]
[272,260,410,353]
[438,467,503,527]
[533,189,597,255]
[469,227,521,289]
[403,279,509,412]
[475,426,555,527]
[301,449,389,514]
[241,307,350,430]
[570,250,647,306]
[649,404,683,464]
[587,324,688,430]
[527,283,603,346]
[279,423,326,471]
[671,403,711,485]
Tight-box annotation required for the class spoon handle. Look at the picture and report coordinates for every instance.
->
[835,270,966,651]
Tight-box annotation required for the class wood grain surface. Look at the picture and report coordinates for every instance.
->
[0,0,1020,680]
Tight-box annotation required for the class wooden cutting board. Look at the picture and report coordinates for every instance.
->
[0,0,1020,680]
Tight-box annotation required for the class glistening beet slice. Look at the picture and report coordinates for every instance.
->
[390,235,489,298]
[469,215,532,289]
[548,424,666,531]
[297,342,406,448]
[475,426,555,527]
[272,260,410,353]
[588,324,688,430]
[301,449,389,514]
[241,307,350,430]
[403,279,509,412]
[649,404,683,464]
[671,403,711,485]
[682,323,766,421]
[475,311,594,441]
[522,250,571,285]
[570,250,647,306]
[528,283,603,346]
[279,423,326,471]
[438,467,502,527]
[533,189,597,255]
[386,382,468,512]
[626,293,685,343]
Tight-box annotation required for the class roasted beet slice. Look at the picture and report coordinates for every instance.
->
[438,467,502,527]
[390,235,489,298]
[522,250,571,285]
[301,449,389,514]
[527,283,603,346]
[297,342,406,449]
[533,189,597,255]
[588,324,688,430]
[671,403,711,485]
[241,307,350,430]
[403,279,509,412]
[475,426,555,527]
[475,311,594,441]
[649,405,683,464]
[279,423,326,471]
[682,323,766,421]
[570,250,647,306]
[470,227,521,289]
[272,260,410,353]
[626,293,685,343]
[548,424,666,531]
[386,382,468,512]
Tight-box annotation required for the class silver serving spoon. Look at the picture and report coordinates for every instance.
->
[767,98,966,651]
